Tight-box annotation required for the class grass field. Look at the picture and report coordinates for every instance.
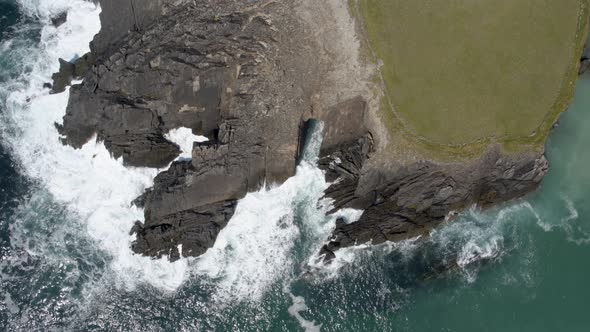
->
[356,0,588,157]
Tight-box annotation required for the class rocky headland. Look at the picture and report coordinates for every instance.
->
[55,0,589,261]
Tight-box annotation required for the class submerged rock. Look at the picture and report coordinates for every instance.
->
[581,58,589,75]
[60,0,333,258]
[580,42,589,75]
[51,11,67,27]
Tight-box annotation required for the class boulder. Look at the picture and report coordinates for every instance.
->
[51,11,67,27]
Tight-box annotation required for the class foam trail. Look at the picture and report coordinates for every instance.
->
[531,195,589,244]
[561,195,579,223]
[312,203,540,282]
[441,204,533,282]
[288,292,322,332]
[560,196,590,245]
[1,0,189,291]
[457,236,503,268]
[307,237,422,280]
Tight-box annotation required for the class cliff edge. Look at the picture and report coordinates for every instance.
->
[56,0,589,261]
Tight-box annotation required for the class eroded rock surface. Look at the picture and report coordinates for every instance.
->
[60,0,337,259]
[318,145,548,260]
[58,0,582,261]
[50,53,95,94]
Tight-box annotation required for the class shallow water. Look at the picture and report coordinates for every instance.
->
[1,1,590,331]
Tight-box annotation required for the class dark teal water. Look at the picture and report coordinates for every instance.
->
[1,1,590,331]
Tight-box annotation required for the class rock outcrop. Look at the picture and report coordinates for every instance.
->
[50,11,67,28]
[59,0,336,259]
[317,145,548,261]
[313,89,549,261]
[57,0,585,262]
[130,159,239,260]
[50,53,95,94]
[50,58,75,93]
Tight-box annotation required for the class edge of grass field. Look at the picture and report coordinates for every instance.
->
[350,0,590,163]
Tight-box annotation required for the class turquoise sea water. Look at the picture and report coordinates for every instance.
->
[1,1,589,331]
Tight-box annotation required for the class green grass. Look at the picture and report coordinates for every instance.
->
[356,0,588,159]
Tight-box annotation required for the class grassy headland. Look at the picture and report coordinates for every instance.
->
[355,0,589,161]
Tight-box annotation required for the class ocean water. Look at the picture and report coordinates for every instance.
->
[1,1,589,331]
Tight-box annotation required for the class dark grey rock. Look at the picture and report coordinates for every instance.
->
[50,58,75,94]
[73,52,95,78]
[132,199,238,260]
[90,0,192,57]
[59,0,560,262]
[51,11,67,27]
[318,143,548,262]
[61,0,327,259]
[50,54,95,94]
[317,96,369,153]
[131,161,240,259]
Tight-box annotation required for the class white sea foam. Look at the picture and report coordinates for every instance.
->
[331,208,364,224]
[307,236,423,280]
[441,204,534,282]
[164,127,208,160]
[1,0,342,298]
[310,203,535,282]
[561,195,579,223]
[457,236,503,278]
[17,0,71,20]
[560,195,590,245]
[288,292,322,332]
[531,194,590,244]
[1,0,192,291]
[195,122,331,303]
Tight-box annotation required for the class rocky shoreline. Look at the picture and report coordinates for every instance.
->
[54,0,588,261]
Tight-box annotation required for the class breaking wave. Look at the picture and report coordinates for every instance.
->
[3,1,588,330]
[0,0,339,309]
[164,127,208,160]
[0,0,192,292]
[195,121,335,303]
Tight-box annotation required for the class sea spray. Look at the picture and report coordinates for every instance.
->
[1,0,590,330]
[194,121,335,303]
[0,0,352,298]
[164,127,208,161]
[0,0,196,291]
